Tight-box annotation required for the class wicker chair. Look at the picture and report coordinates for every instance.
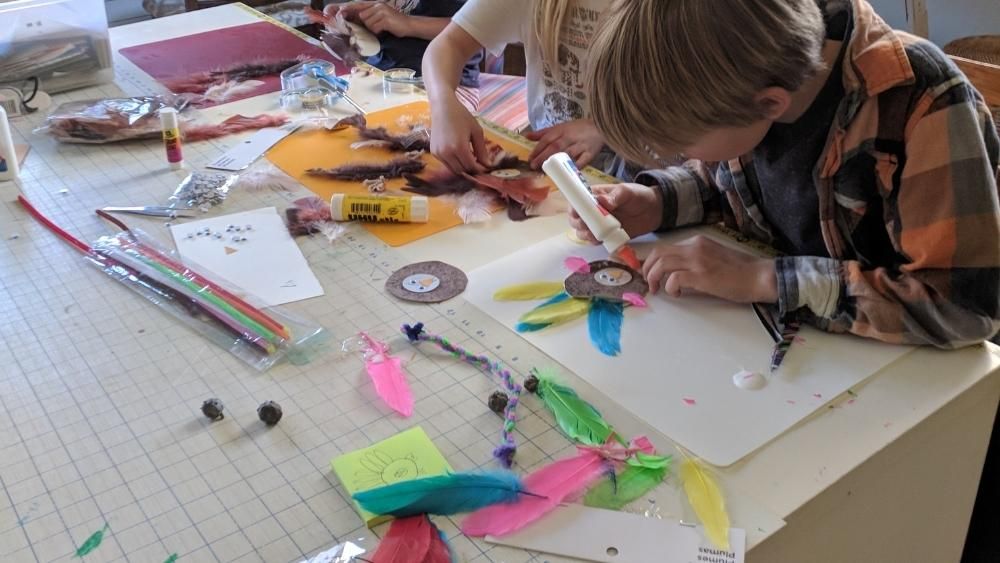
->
[945,35,1000,130]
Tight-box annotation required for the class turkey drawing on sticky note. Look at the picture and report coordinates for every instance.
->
[170,207,324,306]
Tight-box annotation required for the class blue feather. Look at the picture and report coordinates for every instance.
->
[588,299,624,356]
[353,471,527,517]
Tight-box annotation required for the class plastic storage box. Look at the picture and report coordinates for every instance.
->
[0,0,114,94]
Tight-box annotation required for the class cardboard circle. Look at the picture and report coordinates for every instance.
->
[564,260,646,301]
[386,261,467,303]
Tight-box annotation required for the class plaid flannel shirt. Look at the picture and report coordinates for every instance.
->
[638,0,1000,348]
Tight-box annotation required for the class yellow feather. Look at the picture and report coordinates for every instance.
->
[678,456,730,550]
[519,297,590,326]
[494,282,566,301]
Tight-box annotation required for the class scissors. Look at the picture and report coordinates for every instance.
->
[100,206,196,218]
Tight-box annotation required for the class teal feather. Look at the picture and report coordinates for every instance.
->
[515,292,569,333]
[353,471,527,517]
[588,299,624,356]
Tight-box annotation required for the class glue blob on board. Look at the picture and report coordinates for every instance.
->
[733,370,766,391]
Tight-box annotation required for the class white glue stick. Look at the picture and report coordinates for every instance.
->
[542,152,640,269]
[0,106,20,182]
[331,194,429,223]
[159,108,184,170]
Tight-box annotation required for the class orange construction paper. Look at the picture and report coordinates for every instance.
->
[266,101,551,247]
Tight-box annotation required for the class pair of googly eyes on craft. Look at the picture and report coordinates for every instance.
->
[489,169,521,179]
[594,267,632,287]
[402,274,441,293]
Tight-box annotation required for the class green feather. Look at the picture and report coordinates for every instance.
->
[74,524,109,558]
[535,370,613,446]
[583,465,669,510]
[628,452,672,470]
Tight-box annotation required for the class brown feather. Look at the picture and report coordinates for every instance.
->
[307,157,426,181]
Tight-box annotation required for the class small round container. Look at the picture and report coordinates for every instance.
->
[382,68,422,96]
[279,87,343,112]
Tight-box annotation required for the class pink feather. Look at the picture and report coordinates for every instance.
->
[622,292,648,308]
[361,333,413,417]
[564,256,591,274]
[632,436,655,454]
[461,449,607,537]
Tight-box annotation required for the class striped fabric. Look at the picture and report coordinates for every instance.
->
[476,73,530,133]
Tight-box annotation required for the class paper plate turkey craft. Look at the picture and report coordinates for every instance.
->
[492,257,649,356]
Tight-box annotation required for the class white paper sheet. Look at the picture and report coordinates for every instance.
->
[171,207,324,306]
[465,231,914,466]
[487,504,746,563]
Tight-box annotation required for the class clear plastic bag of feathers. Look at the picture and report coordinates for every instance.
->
[87,228,330,370]
[33,95,189,144]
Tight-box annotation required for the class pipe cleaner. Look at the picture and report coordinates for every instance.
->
[403,322,522,467]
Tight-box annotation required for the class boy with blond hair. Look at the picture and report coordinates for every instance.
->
[573,0,1000,346]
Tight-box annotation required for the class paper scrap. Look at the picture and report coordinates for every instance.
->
[170,207,324,306]
[330,427,451,528]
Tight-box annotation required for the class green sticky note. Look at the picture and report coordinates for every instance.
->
[330,426,451,528]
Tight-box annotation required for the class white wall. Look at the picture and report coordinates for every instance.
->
[868,0,1000,46]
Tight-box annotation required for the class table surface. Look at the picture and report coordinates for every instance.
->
[1,5,998,563]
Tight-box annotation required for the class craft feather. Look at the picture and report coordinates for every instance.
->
[565,256,591,274]
[506,200,530,222]
[452,189,500,224]
[583,439,671,511]
[534,369,613,446]
[285,197,331,236]
[308,157,426,181]
[305,7,364,66]
[366,351,413,417]
[198,79,265,103]
[353,471,527,517]
[163,58,304,95]
[517,293,590,332]
[236,162,296,192]
[426,523,456,563]
[461,449,608,537]
[403,170,477,197]
[183,114,290,142]
[493,282,565,301]
[679,455,731,550]
[355,122,430,152]
[371,515,433,563]
[588,298,625,356]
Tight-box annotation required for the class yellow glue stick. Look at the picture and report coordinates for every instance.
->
[330,194,429,223]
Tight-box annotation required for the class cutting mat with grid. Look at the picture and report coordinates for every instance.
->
[0,74,782,562]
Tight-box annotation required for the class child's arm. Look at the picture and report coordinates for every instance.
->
[424,0,527,173]
[777,87,1000,348]
[423,23,489,173]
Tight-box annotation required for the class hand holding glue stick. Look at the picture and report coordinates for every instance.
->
[542,152,642,270]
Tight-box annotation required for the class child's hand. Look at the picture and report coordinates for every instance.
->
[337,1,410,36]
[643,236,778,303]
[525,118,606,169]
[569,183,663,243]
[430,99,489,174]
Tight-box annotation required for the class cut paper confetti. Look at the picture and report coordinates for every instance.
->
[493,258,648,357]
